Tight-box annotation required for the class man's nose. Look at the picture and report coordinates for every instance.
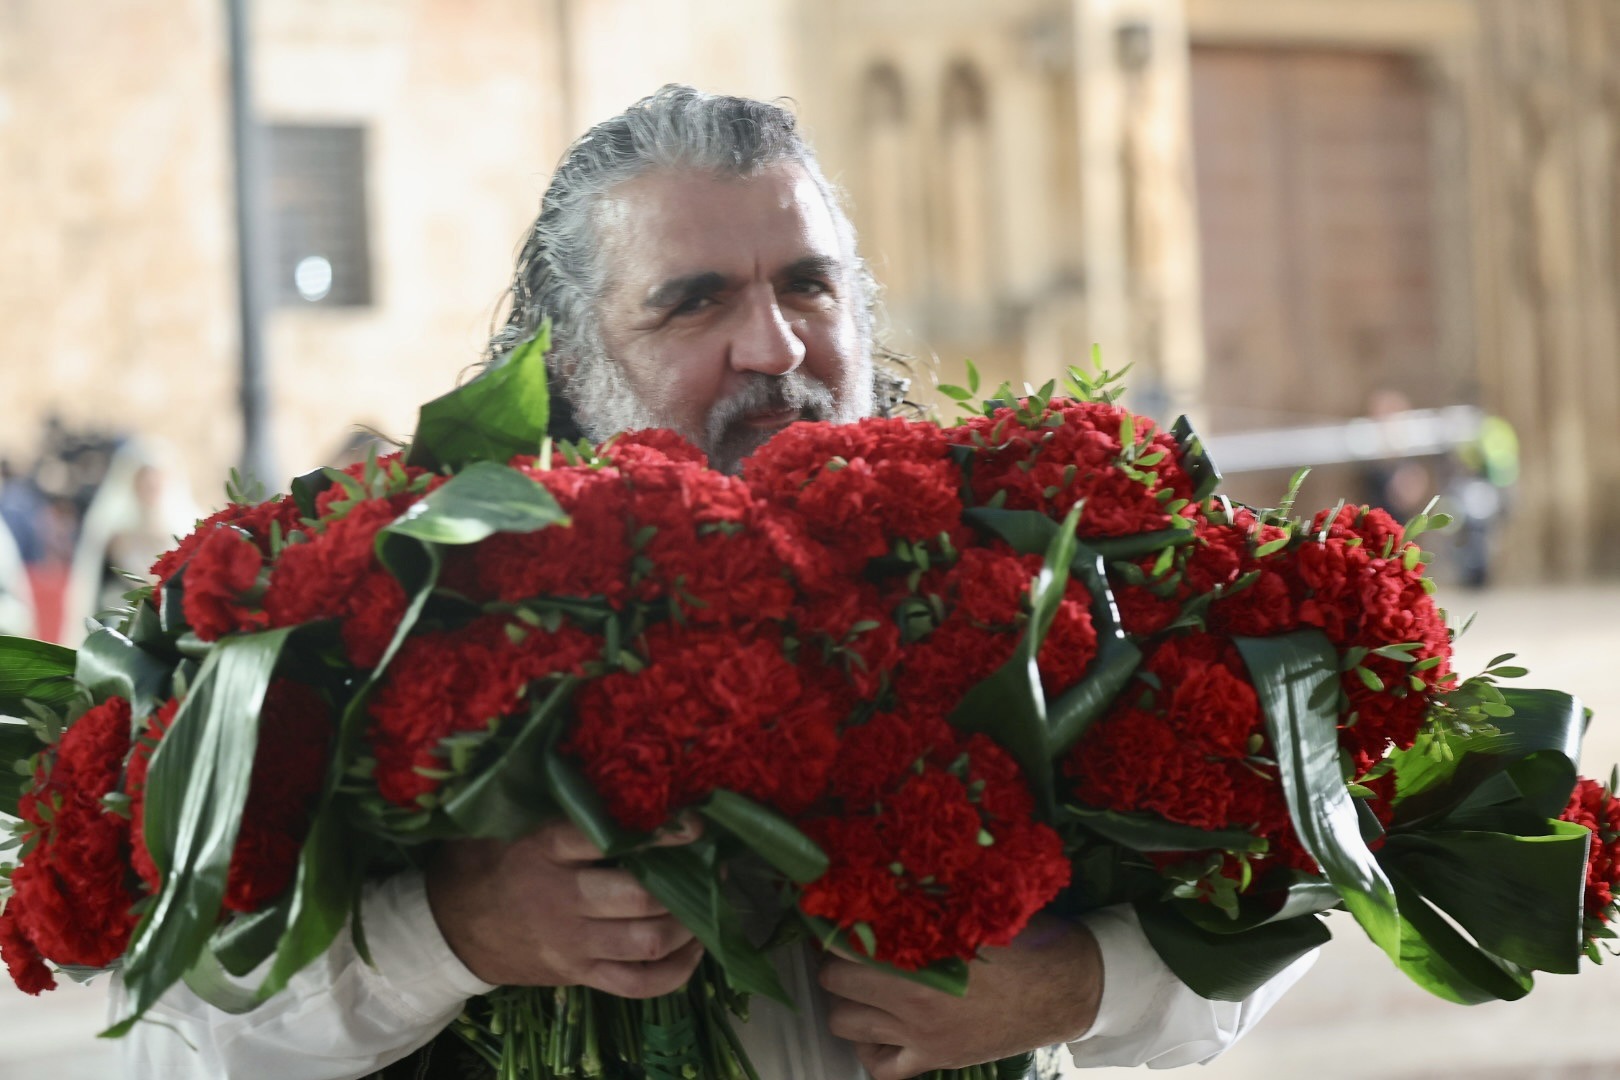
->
[728,287,806,376]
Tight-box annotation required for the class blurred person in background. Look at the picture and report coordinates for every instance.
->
[61,441,200,643]
[118,86,1312,1080]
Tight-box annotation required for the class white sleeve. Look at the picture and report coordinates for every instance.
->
[1064,905,1315,1069]
[110,870,496,1080]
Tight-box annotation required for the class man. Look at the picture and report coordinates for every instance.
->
[118,85,1311,1079]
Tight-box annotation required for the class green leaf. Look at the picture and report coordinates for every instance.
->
[1380,821,1588,974]
[1171,415,1223,501]
[107,627,295,1036]
[948,509,1081,816]
[800,914,971,996]
[406,323,551,473]
[1236,632,1402,964]
[442,679,578,840]
[211,900,291,979]
[627,841,790,1005]
[1046,633,1140,755]
[1390,688,1583,828]
[254,805,366,1003]
[75,626,171,719]
[544,750,642,858]
[289,468,332,519]
[1082,529,1197,561]
[0,636,79,715]
[0,720,40,816]
[701,789,828,884]
[381,461,568,546]
[1136,902,1329,1001]
[1174,870,1343,934]
[1066,807,1267,854]
[1384,870,1533,1003]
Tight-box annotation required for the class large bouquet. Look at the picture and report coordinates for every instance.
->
[0,335,1614,1080]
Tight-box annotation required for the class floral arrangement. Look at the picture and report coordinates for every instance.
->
[0,332,1613,1080]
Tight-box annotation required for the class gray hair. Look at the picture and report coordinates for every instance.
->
[484,84,907,430]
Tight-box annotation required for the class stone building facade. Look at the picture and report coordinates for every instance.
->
[2,0,1617,579]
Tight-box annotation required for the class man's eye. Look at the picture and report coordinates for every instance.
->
[789,278,830,296]
[672,295,714,316]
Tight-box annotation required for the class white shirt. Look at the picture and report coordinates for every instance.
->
[112,871,1314,1079]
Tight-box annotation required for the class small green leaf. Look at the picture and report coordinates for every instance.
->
[406,323,552,472]
[382,461,568,546]
[701,789,828,884]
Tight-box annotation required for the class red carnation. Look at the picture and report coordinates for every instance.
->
[1560,777,1620,928]
[803,727,1068,970]
[181,526,268,640]
[1,697,140,994]
[367,617,602,807]
[150,495,303,598]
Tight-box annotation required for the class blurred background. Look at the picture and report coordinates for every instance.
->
[1,0,1618,1076]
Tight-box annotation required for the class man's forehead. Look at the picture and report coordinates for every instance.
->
[596,163,847,286]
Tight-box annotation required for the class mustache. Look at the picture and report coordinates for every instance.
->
[704,372,836,448]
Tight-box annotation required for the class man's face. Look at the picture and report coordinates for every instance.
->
[592,163,871,471]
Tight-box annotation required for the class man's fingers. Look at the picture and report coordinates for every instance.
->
[586,938,706,999]
[530,821,607,865]
[818,955,894,1007]
[576,868,668,919]
[859,1043,933,1080]
[585,915,696,964]
[826,1000,902,1047]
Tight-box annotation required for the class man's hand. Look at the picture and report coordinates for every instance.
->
[425,819,705,998]
[820,915,1104,1080]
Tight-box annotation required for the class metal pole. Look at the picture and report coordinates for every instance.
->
[226,0,276,487]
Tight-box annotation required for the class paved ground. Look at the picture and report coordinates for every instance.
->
[1,584,1616,1078]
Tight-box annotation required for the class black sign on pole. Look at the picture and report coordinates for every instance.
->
[226,0,275,487]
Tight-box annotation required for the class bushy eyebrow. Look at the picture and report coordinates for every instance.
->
[777,254,843,286]
[641,255,845,312]
[643,271,728,311]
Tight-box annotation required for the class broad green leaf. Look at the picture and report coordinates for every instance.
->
[1380,821,1588,974]
[289,468,332,519]
[1065,807,1267,854]
[0,720,40,816]
[1047,634,1140,754]
[948,509,1081,815]
[627,841,790,1005]
[544,750,641,858]
[1236,632,1401,963]
[799,914,970,997]
[381,461,568,547]
[76,626,171,719]
[1083,528,1197,561]
[181,946,260,1014]
[1171,415,1223,501]
[249,543,443,1004]
[1391,688,1583,828]
[701,790,828,884]
[1175,871,1342,934]
[1385,870,1533,1003]
[212,900,290,978]
[406,323,552,473]
[1136,902,1329,1001]
[442,678,577,840]
[0,636,80,715]
[254,806,366,1003]
[107,627,294,1036]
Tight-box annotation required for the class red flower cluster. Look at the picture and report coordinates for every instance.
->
[745,418,964,587]
[800,710,1069,969]
[367,616,601,807]
[564,624,844,831]
[1063,635,1314,881]
[948,400,1195,538]
[129,681,335,913]
[1560,777,1620,928]
[0,697,139,994]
